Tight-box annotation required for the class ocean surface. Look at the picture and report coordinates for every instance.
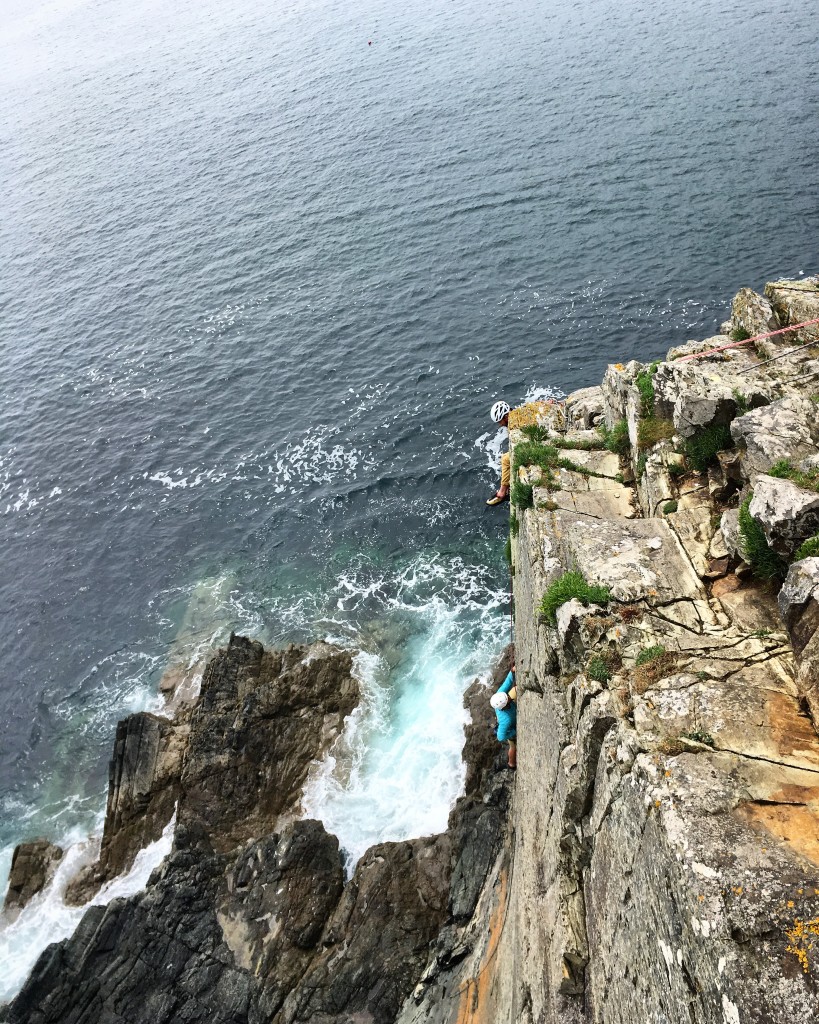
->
[1,0,817,999]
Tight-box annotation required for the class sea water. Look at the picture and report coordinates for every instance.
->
[1,0,818,1000]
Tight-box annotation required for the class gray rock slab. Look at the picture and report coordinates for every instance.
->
[549,511,706,604]
[653,360,776,438]
[766,279,819,342]
[731,396,819,481]
[749,474,819,555]
[731,287,780,339]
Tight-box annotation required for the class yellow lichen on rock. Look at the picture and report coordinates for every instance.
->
[786,916,819,974]
[508,401,557,429]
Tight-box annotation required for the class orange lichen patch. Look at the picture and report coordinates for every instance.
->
[736,803,819,867]
[456,868,509,1024]
[767,692,819,771]
[508,401,558,429]
[786,917,819,974]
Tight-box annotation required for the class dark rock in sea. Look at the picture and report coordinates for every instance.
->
[2,635,512,1024]
[2,839,63,919]
[177,635,358,852]
[65,711,188,905]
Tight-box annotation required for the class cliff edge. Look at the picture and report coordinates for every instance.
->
[399,277,819,1024]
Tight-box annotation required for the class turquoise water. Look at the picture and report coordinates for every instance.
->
[0,0,818,997]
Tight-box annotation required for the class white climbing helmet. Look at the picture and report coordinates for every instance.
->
[490,691,509,710]
[490,401,510,424]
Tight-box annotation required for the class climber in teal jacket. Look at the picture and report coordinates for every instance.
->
[490,666,517,769]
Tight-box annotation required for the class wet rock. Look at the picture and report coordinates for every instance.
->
[218,820,345,1019]
[731,396,819,481]
[2,840,63,919]
[178,636,358,852]
[66,711,187,904]
[5,824,241,1024]
[749,474,819,556]
[4,637,512,1024]
[280,834,452,1024]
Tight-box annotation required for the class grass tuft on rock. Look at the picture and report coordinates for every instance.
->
[520,423,549,443]
[540,571,611,626]
[635,363,659,417]
[599,420,630,457]
[637,417,675,451]
[795,535,819,561]
[768,459,819,494]
[632,645,676,693]
[511,480,533,510]
[738,495,787,581]
[587,656,611,684]
[662,500,678,515]
[731,326,751,342]
[682,423,734,473]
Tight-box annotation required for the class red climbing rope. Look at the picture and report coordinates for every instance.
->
[675,317,819,363]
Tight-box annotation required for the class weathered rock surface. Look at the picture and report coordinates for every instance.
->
[421,285,819,1024]
[177,637,358,851]
[2,840,63,919]
[731,395,819,481]
[779,557,819,724]
[731,286,780,339]
[652,358,775,438]
[766,278,819,342]
[749,474,819,556]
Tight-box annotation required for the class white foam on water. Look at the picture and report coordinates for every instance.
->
[0,813,175,1004]
[522,384,565,404]
[303,555,505,875]
[474,428,506,472]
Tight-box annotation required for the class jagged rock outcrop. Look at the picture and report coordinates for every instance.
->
[730,396,819,482]
[65,710,188,904]
[2,840,63,919]
[2,635,512,1024]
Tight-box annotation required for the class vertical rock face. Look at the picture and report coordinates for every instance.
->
[396,278,819,1024]
[2,636,512,1024]
[65,710,188,904]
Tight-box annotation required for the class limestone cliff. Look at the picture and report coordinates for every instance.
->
[399,277,819,1024]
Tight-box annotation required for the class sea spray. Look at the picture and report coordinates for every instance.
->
[0,814,175,1003]
[303,568,503,874]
